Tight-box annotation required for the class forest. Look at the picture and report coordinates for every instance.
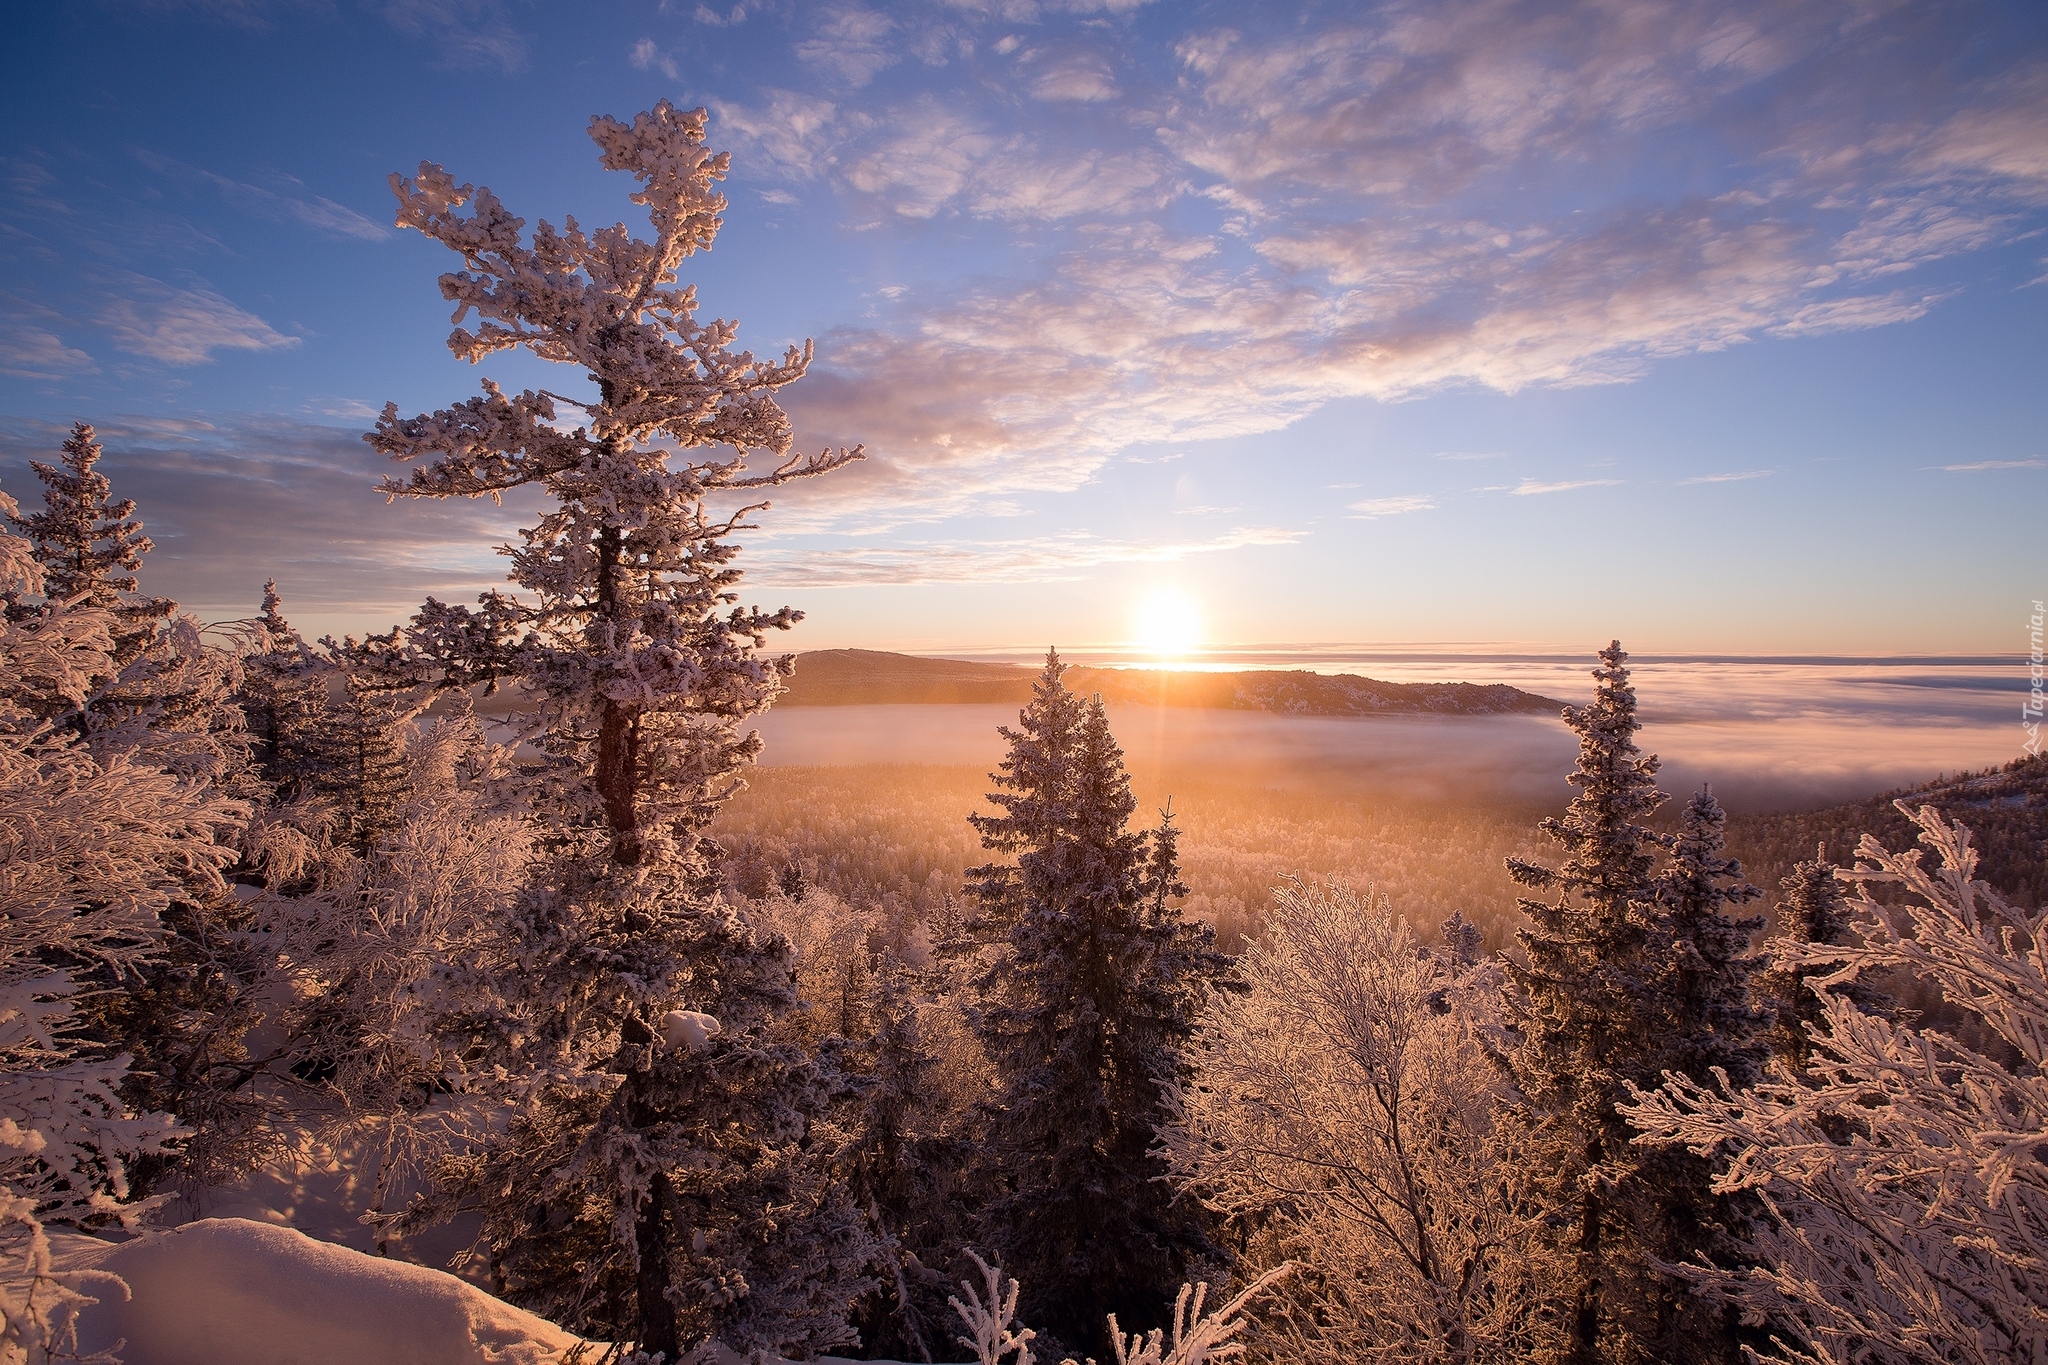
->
[3,102,2044,1365]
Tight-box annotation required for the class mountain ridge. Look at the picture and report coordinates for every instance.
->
[775,648,1565,717]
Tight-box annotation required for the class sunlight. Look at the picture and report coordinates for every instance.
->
[1132,590,1203,658]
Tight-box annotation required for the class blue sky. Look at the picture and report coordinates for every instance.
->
[3,0,2045,655]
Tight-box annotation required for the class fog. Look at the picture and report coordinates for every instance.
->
[750,658,2029,813]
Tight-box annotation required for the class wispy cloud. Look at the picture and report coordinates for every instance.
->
[1679,469,1773,485]
[1508,478,1622,496]
[1347,495,1437,518]
[377,0,530,74]
[748,524,1305,587]
[1431,451,1508,461]
[1930,458,2045,472]
[97,275,300,366]
[796,5,899,88]
[629,37,679,81]
[130,149,388,241]
[0,296,95,379]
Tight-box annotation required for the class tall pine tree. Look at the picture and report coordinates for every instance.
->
[1508,647,1774,1365]
[966,650,1225,1359]
[1503,641,1670,1365]
[359,101,869,1361]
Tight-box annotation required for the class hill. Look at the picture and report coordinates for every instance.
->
[1726,753,2048,909]
[777,648,1563,717]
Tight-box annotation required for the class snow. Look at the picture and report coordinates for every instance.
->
[64,1218,589,1365]
[662,1008,721,1053]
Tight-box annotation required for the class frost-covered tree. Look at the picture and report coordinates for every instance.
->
[1163,879,1563,1365]
[1503,641,1670,1364]
[967,652,1227,1358]
[359,101,866,1361]
[5,422,173,656]
[1631,788,1773,1362]
[1758,848,1885,1071]
[252,708,530,1247]
[0,504,245,1360]
[846,965,960,1364]
[1624,803,2048,1365]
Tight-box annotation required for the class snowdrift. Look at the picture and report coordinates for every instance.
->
[68,1218,589,1365]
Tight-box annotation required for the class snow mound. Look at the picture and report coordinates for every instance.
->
[73,1217,588,1365]
[662,1008,721,1052]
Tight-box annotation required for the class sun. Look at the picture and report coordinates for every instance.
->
[1131,590,1203,658]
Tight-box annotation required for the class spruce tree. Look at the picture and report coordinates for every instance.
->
[1760,846,1882,1069]
[1509,648,1780,1365]
[1633,788,1771,1363]
[6,422,172,654]
[240,580,348,809]
[966,650,1225,1359]
[1503,640,1669,1365]
[359,101,868,1360]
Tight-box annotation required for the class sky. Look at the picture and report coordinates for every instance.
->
[3,0,2046,659]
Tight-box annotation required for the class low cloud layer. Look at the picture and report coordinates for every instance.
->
[750,657,2028,813]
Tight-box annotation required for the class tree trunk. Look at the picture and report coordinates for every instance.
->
[592,522,643,866]
[1570,1141,1604,1365]
[635,1168,680,1363]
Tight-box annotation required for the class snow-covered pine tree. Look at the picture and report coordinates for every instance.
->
[5,422,173,659]
[964,650,1090,940]
[1503,640,1671,1365]
[1759,847,1885,1070]
[1631,788,1772,1363]
[359,101,868,1361]
[846,964,961,1365]
[239,581,350,813]
[966,652,1227,1359]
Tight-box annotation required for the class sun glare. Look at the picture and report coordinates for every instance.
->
[1132,591,1203,658]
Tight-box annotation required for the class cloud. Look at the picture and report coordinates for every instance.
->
[1508,478,1622,495]
[0,326,96,380]
[377,0,530,74]
[130,149,389,241]
[0,413,537,633]
[1678,469,1773,484]
[629,37,680,81]
[747,524,1304,587]
[97,275,300,366]
[712,90,853,181]
[1930,458,2045,472]
[1347,495,1437,517]
[0,296,95,379]
[1431,451,1507,461]
[796,5,900,88]
[661,4,2048,543]
[1030,55,1120,102]
[828,100,1172,221]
